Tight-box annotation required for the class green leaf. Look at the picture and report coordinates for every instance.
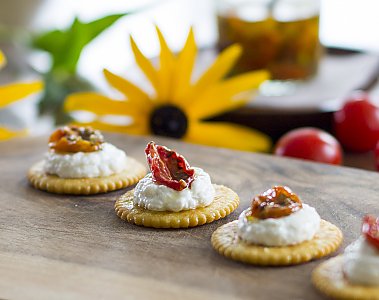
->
[32,30,67,54]
[32,13,130,74]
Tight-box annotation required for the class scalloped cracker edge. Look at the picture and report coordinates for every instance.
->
[28,157,146,195]
[115,184,239,228]
[211,219,343,266]
[312,255,379,300]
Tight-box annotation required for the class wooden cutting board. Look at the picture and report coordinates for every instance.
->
[1,134,378,300]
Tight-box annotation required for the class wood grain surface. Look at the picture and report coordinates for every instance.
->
[1,134,379,300]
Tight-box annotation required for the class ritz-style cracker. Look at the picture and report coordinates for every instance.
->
[211,219,343,266]
[115,185,239,228]
[312,256,379,300]
[28,157,146,195]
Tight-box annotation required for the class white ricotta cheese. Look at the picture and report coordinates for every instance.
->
[343,236,379,286]
[133,167,215,212]
[237,204,320,246]
[43,143,128,178]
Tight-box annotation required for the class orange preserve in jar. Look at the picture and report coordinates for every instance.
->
[217,0,322,80]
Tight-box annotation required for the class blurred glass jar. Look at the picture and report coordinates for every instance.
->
[216,0,321,81]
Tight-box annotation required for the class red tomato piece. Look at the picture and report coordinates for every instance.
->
[250,186,303,219]
[145,142,195,191]
[48,126,104,153]
[334,92,379,153]
[362,215,379,250]
[274,127,343,165]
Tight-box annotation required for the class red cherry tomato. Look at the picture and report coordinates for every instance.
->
[375,141,379,171]
[362,215,379,250]
[334,92,379,153]
[274,127,343,165]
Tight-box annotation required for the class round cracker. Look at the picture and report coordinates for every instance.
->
[312,256,379,300]
[211,219,343,266]
[28,158,146,195]
[115,184,239,228]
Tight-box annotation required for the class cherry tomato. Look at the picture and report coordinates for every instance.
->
[334,92,379,153]
[375,141,379,171]
[274,127,343,165]
[362,215,379,250]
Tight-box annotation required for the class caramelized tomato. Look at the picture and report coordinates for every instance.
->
[250,186,303,219]
[145,142,195,191]
[49,126,104,153]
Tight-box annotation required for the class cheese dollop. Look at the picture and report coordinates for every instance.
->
[133,167,215,212]
[237,204,320,246]
[43,143,128,178]
[343,236,379,286]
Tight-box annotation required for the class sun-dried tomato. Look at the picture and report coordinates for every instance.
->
[250,186,303,219]
[362,215,379,250]
[145,142,195,191]
[49,126,104,153]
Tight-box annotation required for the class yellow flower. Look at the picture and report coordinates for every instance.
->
[0,50,43,141]
[0,50,6,69]
[65,27,271,152]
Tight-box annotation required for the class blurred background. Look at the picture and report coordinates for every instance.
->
[1,0,379,169]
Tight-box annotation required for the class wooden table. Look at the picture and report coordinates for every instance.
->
[1,134,379,299]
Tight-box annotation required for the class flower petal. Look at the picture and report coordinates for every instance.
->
[130,35,161,99]
[64,92,144,117]
[156,26,175,100]
[171,28,197,107]
[0,81,43,108]
[103,69,152,112]
[0,127,26,141]
[184,121,271,152]
[71,120,149,136]
[186,70,269,119]
[0,50,6,69]
[189,44,242,97]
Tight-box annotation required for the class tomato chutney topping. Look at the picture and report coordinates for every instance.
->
[250,186,303,219]
[49,126,104,153]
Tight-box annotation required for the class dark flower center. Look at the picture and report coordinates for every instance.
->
[150,105,188,139]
